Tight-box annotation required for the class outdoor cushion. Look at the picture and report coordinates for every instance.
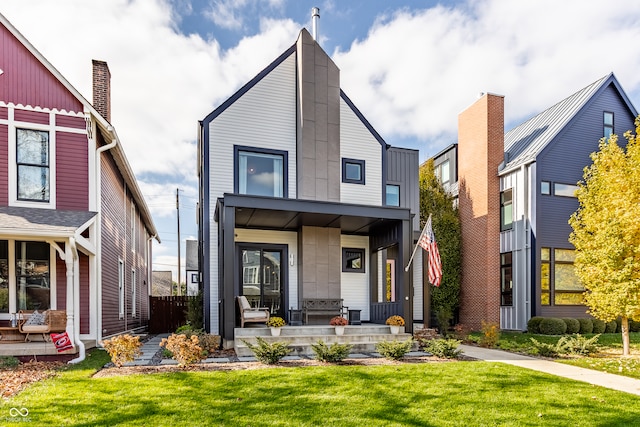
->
[24,310,46,326]
[243,311,268,319]
[21,324,50,332]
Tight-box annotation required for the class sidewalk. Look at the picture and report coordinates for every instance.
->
[460,344,640,396]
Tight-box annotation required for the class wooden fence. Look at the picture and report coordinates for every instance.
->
[149,296,196,333]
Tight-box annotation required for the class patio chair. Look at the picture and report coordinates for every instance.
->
[18,310,51,342]
[237,296,270,328]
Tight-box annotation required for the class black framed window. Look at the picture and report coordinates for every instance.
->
[554,183,578,198]
[342,248,365,273]
[540,181,550,195]
[540,247,584,306]
[604,111,614,139]
[342,158,365,185]
[500,252,513,306]
[500,189,513,231]
[16,129,50,202]
[234,146,287,197]
[386,184,400,206]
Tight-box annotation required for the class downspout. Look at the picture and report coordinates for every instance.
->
[69,237,86,364]
[147,234,156,298]
[95,129,117,344]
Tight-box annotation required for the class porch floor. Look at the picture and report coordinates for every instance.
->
[234,324,413,356]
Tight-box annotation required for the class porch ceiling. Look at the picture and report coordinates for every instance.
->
[220,194,411,234]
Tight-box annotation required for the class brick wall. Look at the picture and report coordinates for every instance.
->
[457,93,504,329]
[92,60,111,122]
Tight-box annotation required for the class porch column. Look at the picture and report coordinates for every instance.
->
[65,243,75,345]
[222,204,236,342]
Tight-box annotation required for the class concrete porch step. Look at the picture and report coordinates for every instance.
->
[235,325,403,337]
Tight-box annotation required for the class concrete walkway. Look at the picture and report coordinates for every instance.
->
[460,344,640,396]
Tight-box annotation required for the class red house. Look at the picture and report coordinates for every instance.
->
[0,13,159,359]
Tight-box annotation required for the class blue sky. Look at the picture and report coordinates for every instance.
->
[3,0,640,282]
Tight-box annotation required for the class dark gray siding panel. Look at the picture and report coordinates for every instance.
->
[433,145,457,185]
[387,147,419,230]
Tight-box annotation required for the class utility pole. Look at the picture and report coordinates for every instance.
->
[176,188,181,296]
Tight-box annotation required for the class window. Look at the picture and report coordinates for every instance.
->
[554,183,578,197]
[342,158,365,184]
[541,181,550,195]
[16,241,50,311]
[385,259,396,302]
[16,129,50,202]
[440,160,450,184]
[0,241,8,314]
[131,204,136,254]
[118,259,124,319]
[235,147,286,197]
[342,248,365,273]
[386,184,400,206]
[540,247,584,306]
[500,189,513,231]
[131,270,136,318]
[604,111,614,139]
[500,252,513,306]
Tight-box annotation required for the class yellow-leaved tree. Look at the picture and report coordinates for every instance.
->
[569,118,640,356]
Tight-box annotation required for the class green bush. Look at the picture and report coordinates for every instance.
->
[242,337,291,364]
[578,318,593,334]
[422,338,462,359]
[604,320,617,334]
[376,338,414,361]
[527,316,544,334]
[562,318,580,334]
[529,338,560,357]
[311,340,352,363]
[539,317,567,335]
[0,355,20,368]
[592,319,606,334]
[560,334,601,356]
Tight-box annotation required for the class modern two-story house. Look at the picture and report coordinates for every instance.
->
[436,73,637,331]
[198,29,425,345]
[0,13,159,357]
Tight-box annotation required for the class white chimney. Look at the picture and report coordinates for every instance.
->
[312,7,320,41]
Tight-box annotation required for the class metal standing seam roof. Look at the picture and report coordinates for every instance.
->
[500,73,612,174]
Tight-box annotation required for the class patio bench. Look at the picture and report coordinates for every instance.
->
[18,310,67,342]
[301,298,348,324]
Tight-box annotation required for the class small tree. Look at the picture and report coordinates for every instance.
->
[569,120,640,356]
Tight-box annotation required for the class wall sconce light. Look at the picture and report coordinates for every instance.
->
[289,253,295,266]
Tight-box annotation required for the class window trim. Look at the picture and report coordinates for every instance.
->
[603,111,614,139]
[118,259,125,319]
[131,269,137,318]
[342,247,365,273]
[233,145,288,198]
[553,182,578,198]
[500,252,513,306]
[341,158,366,185]
[500,189,513,231]
[540,181,551,195]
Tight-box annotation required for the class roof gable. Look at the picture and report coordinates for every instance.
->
[501,73,638,173]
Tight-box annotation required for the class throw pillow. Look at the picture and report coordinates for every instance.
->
[24,310,45,326]
[50,332,74,352]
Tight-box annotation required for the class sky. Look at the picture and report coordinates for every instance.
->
[3,0,640,283]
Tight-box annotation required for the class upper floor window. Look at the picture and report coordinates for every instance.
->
[554,183,578,198]
[386,184,400,206]
[235,147,286,198]
[500,189,513,231]
[540,181,550,195]
[342,158,365,185]
[603,111,614,139]
[16,129,50,202]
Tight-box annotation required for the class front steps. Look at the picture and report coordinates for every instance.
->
[234,325,412,357]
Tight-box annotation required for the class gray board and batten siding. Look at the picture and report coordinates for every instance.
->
[386,147,420,231]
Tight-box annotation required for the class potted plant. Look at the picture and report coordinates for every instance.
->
[330,316,348,335]
[386,315,405,334]
[266,316,285,336]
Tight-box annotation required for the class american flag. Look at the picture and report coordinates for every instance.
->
[418,215,442,287]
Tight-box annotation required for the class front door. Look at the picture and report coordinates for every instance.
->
[240,247,284,317]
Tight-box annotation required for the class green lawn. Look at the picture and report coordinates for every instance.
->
[2,349,640,426]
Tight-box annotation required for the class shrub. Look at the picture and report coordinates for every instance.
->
[0,355,20,368]
[266,316,285,328]
[539,318,567,335]
[577,318,593,334]
[102,334,142,367]
[480,321,500,348]
[160,333,204,366]
[527,316,544,334]
[562,318,580,334]
[385,315,405,326]
[329,316,348,326]
[452,324,470,341]
[186,291,204,330]
[605,320,617,334]
[529,338,560,357]
[173,325,220,356]
[560,334,601,356]
[242,337,291,364]
[376,338,414,360]
[422,338,462,359]
[592,319,606,334]
[311,340,352,363]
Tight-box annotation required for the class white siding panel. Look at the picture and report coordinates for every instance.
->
[412,250,423,321]
[340,235,370,321]
[340,99,382,206]
[235,229,299,309]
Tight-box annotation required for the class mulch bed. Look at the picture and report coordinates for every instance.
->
[1,361,63,399]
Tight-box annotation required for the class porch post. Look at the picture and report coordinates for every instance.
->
[65,243,75,343]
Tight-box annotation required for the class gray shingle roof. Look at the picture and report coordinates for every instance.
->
[500,73,613,174]
[0,206,96,236]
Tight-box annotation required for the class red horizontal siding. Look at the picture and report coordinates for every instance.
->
[0,107,7,120]
[14,109,49,125]
[0,23,83,112]
[56,115,85,129]
[0,124,7,206]
[56,131,88,210]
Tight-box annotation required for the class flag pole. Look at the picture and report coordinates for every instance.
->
[405,214,431,272]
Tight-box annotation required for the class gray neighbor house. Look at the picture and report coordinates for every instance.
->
[198,28,427,347]
[433,73,638,332]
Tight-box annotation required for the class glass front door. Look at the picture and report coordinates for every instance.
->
[241,247,283,316]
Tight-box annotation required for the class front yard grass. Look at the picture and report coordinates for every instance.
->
[2,348,640,426]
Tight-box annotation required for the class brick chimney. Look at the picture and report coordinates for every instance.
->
[92,60,111,122]
[457,93,504,329]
